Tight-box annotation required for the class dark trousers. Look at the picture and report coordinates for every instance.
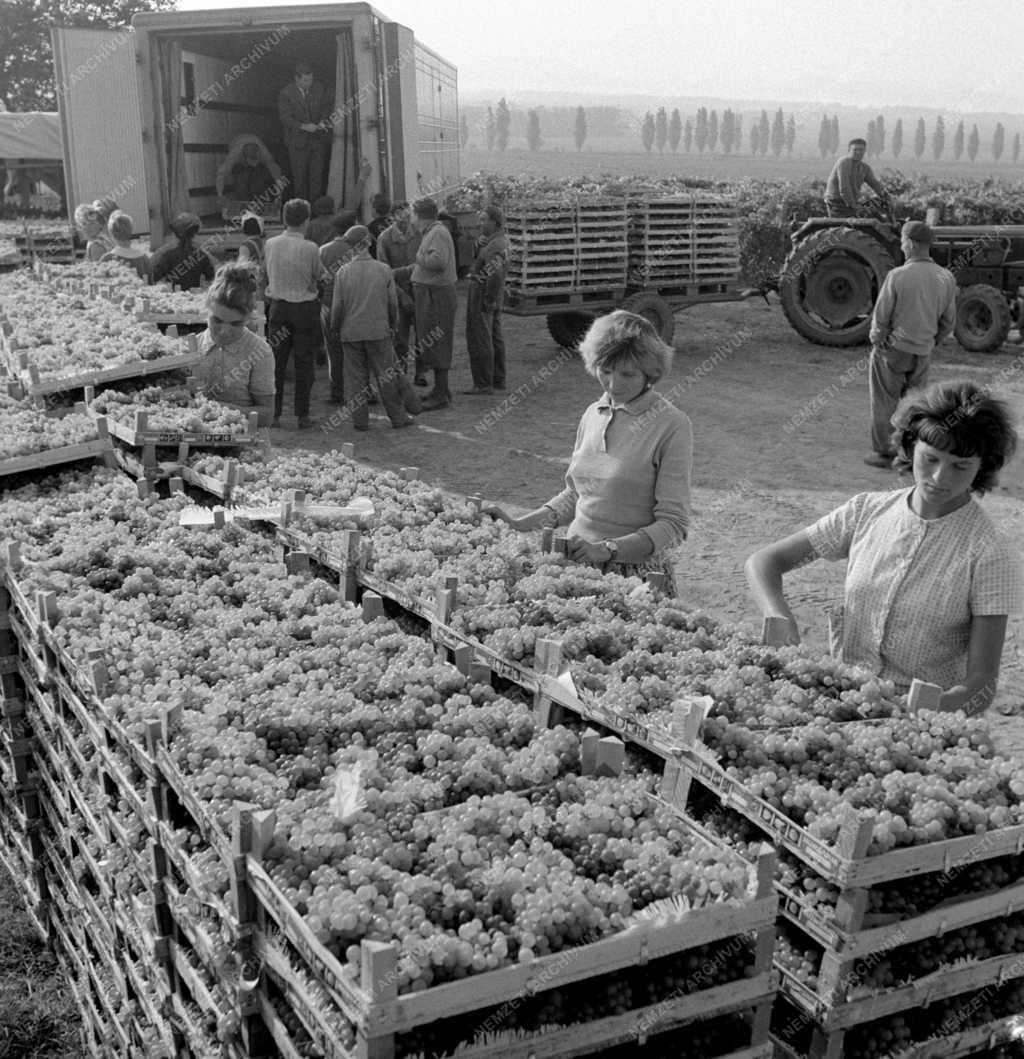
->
[466,284,506,389]
[394,290,419,372]
[342,339,406,428]
[321,304,343,400]
[413,283,457,371]
[287,138,328,203]
[269,299,319,419]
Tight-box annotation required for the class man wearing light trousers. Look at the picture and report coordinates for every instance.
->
[865,221,957,468]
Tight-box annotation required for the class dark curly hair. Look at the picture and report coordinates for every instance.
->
[891,379,1017,494]
[207,263,257,314]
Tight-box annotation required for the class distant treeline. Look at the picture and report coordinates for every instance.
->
[459,100,1024,164]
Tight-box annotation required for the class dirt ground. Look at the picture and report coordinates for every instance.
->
[267,286,1024,754]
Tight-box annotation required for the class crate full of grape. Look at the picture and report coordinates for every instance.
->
[222,778,778,1059]
[86,384,260,447]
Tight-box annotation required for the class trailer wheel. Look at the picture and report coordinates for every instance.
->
[622,292,676,345]
[546,311,595,352]
[954,284,1011,353]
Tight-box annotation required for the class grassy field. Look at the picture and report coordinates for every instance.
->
[460,144,1024,185]
[0,869,79,1057]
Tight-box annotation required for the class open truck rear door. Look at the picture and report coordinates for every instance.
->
[51,27,149,233]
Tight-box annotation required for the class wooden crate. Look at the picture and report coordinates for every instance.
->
[17,347,203,398]
[235,814,777,1059]
[177,455,246,501]
[0,427,115,484]
[87,401,261,449]
[666,744,1024,890]
[773,995,1024,1059]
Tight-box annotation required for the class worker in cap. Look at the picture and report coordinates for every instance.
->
[863,218,957,467]
[328,220,416,431]
[342,224,371,250]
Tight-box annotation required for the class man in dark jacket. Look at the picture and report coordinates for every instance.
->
[278,61,332,202]
[464,206,509,394]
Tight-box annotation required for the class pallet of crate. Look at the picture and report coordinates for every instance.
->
[8,614,234,1056]
[2,651,169,1055]
[16,227,81,267]
[627,193,740,289]
[663,742,1024,1058]
[117,568,779,1059]
[504,197,628,300]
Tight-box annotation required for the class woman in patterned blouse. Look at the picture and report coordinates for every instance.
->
[746,380,1021,712]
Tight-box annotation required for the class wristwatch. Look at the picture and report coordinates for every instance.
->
[602,540,619,562]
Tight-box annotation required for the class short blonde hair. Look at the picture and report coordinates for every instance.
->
[579,310,673,383]
[73,203,101,232]
[108,210,134,241]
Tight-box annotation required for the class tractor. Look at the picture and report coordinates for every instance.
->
[777,202,1024,353]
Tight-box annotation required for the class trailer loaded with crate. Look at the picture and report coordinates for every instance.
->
[502,192,755,352]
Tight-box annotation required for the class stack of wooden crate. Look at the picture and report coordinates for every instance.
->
[504,198,628,307]
[16,225,81,267]
[664,745,1024,1058]
[627,193,740,292]
[0,499,780,1059]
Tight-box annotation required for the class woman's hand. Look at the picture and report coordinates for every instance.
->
[481,505,522,530]
[567,536,612,564]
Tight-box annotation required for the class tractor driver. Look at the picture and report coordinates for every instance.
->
[825,138,889,218]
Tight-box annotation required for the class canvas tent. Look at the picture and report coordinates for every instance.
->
[0,112,65,208]
[0,112,63,161]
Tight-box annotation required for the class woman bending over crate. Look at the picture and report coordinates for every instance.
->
[484,310,692,593]
[191,264,275,428]
[746,379,1021,712]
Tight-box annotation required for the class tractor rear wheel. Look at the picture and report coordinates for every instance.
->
[779,227,894,347]
[546,311,595,352]
[622,292,676,345]
[954,284,1011,353]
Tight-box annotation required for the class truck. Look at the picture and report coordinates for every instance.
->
[51,4,459,249]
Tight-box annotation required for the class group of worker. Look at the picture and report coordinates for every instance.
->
[188,191,508,434]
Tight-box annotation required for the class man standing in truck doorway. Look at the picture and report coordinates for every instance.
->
[278,61,331,203]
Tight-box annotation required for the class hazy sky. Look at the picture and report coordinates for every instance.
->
[174,0,1024,112]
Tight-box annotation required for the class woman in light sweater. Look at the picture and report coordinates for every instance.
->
[485,311,692,591]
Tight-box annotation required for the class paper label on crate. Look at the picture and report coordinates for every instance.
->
[332,761,367,823]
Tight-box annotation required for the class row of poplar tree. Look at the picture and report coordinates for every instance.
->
[638,107,795,156]
[465,102,1022,163]
[819,114,1022,164]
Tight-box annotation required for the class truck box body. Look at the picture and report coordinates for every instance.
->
[52,4,458,248]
